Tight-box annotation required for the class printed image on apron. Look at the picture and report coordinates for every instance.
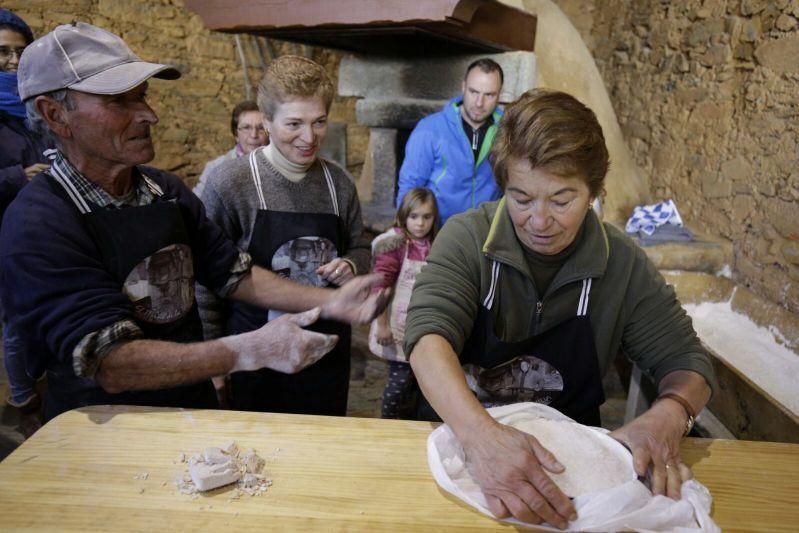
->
[464,355,564,406]
[271,236,338,288]
[122,243,195,324]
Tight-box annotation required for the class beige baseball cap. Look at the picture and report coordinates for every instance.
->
[18,21,180,101]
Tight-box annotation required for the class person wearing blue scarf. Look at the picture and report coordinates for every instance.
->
[0,8,49,436]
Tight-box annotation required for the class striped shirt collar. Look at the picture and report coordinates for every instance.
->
[48,150,164,212]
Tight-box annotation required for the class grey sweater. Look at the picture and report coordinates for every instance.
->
[197,152,370,339]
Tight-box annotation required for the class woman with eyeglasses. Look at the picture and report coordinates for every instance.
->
[197,56,370,415]
[193,100,269,197]
[0,9,52,435]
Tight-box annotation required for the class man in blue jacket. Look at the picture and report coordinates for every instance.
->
[397,59,503,224]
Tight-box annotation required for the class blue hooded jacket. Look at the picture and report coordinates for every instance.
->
[397,96,502,224]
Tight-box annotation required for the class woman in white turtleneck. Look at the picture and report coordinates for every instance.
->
[198,55,371,415]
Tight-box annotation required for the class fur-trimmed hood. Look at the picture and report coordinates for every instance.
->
[371,228,408,257]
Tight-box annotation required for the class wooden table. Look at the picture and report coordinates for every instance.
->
[0,406,796,531]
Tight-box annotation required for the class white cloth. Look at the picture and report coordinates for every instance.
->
[427,402,720,532]
[625,199,684,236]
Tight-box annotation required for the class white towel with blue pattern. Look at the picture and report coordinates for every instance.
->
[625,199,684,236]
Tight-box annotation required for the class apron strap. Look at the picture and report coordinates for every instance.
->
[49,160,164,215]
[483,260,500,310]
[249,150,339,217]
[249,147,268,210]
[48,156,92,214]
[483,260,594,317]
[140,172,164,197]
[577,278,593,316]
[319,159,339,217]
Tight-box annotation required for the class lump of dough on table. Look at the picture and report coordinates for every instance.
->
[189,459,241,491]
[509,416,634,497]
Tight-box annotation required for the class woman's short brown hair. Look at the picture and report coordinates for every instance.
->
[491,89,609,197]
[257,55,334,120]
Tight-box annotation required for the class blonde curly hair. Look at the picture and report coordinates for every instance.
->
[257,55,334,120]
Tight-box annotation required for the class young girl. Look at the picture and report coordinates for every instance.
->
[369,188,439,419]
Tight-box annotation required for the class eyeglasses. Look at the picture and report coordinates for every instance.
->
[0,46,26,60]
[237,125,267,134]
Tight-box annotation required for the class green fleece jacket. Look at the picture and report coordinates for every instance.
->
[404,199,716,392]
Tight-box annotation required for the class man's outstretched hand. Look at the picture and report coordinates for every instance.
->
[321,273,391,325]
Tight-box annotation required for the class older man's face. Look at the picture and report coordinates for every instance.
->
[63,83,158,171]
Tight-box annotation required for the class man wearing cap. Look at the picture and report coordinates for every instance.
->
[0,22,388,420]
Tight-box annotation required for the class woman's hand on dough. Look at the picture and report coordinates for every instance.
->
[316,258,355,286]
[610,399,691,499]
[462,423,576,529]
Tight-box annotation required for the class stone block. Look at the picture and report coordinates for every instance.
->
[355,98,444,129]
[741,0,769,16]
[339,51,536,103]
[20,0,91,7]
[346,124,369,168]
[783,242,799,266]
[363,128,398,207]
[44,12,78,26]
[754,35,799,74]
[182,68,225,97]
[699,44,731,66]
[674,87,708,105]
[765,197,799,239]
[637,235,733,273]
[357,128,403,231]
[685,18,726,47]
[720,155,753,182]
[776,14,798,30]
[734,42,755,60]
[732,194,754,221]
[702,173,733,198]
[186,35,234,61]
[319,122,347,168]
[161,128,190,144]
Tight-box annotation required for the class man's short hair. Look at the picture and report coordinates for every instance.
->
[464,58,504,86]
[491,89,609,196]
[24,89,72,146]
[230,100,260,137]
[256,55,334,121]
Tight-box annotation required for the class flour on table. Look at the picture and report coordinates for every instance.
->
[175,441,272,496]
[444,415,634,498]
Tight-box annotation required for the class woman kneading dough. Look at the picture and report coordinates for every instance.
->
[404,89,715,529]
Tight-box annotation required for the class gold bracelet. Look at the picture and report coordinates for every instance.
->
[656,393,696,436]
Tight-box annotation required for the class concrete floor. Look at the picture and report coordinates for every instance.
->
[0,323,627,461]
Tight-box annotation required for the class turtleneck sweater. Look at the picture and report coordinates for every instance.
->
[263,143,311,183]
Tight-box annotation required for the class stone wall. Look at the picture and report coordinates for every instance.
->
[554,0,799,313]
[6,0,367,185]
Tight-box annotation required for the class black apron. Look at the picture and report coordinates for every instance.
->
[44,167,216,420]
[419,263,605,426]
[228,150,351,416]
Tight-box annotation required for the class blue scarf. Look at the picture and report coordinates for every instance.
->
[0,72,27,119]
